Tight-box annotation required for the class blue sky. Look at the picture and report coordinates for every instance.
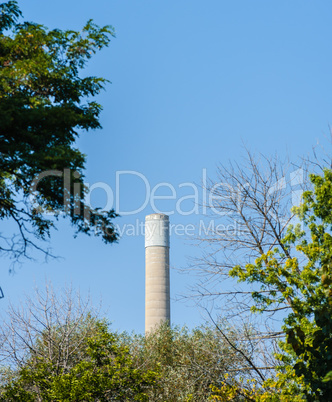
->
[2,0,332,333]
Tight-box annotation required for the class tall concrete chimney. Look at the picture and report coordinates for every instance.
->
[145,213,170,333]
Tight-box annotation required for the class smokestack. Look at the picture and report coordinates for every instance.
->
[145,213,170,333]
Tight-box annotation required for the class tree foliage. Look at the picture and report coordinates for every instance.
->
[190,150,332,400]
[0,284,268,401]
[0,321,158,401]
[0,285,158,401]
[125,322,263,401]
[228,169,332,400]
[0,283,292,401]
[0,1,118,263]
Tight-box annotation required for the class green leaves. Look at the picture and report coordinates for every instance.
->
[0,1,118,261]
[0,321,158,401]
[229,169,332,400]
[0,1,21,32]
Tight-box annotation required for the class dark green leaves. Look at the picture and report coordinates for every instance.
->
[0,1,21,32]
[0,1,118,261]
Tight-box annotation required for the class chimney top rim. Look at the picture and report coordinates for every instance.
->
[145,213,169,221]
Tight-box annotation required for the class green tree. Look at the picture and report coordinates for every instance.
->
[0,285,158,401]
[0,1,118,263]
[0,321,158,401]
[229,169,332,400]
[125,322,260,401]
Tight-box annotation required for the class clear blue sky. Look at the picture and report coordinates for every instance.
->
[2,0,332,333]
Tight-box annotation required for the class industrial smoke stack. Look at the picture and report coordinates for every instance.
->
[145,213,170,333]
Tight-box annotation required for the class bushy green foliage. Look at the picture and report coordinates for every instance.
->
[0,321,158,401]
[2,316,256,401]
[0,283,277,401]
[124,323,257,401]
[0,1,118,261]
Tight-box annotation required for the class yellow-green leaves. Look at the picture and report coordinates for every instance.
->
[229,169,332,400]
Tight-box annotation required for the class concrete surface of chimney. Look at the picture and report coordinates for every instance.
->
[145,213,170,333]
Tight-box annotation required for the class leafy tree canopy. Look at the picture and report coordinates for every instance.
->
[0,1,118,263]
[0,320,158,401]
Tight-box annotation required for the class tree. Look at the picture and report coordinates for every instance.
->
[231,168,332,400]
[0,1,118,264]
[186,151,302,383]
[0,285,158,401]
[191,151,304,313]
[193,151,332,399]
[0,283,101,370]
[0,322,158,401]
[0,283,280,400]
[125,322,265,401]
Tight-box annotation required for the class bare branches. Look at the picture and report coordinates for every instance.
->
[0,187,57,271]
[177,150,314,382]
[202,152,294,258]
[206,309,266,383]
[0,283,100,373]
[186,150,309,317]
